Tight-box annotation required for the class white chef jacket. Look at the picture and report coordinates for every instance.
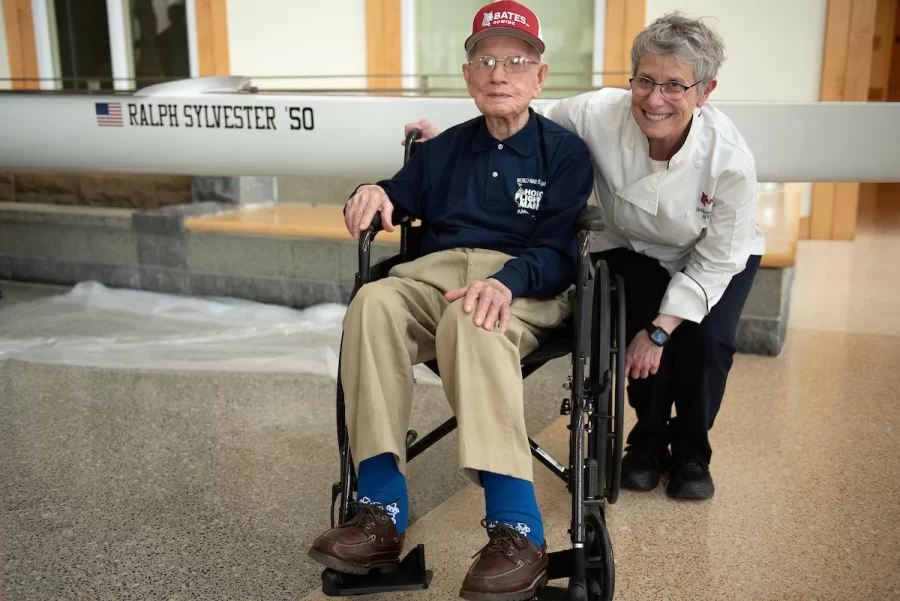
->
[535,88,766,324]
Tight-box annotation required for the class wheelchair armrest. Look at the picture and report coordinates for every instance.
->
[342,203,412,234]
[348,204,414,289]
[575,205,604,232]
[369,209,412,233]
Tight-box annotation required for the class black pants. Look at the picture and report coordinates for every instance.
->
[593,248,761,464]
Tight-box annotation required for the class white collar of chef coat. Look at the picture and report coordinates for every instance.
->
[618,105,702,216]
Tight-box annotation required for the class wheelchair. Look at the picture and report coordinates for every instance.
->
[320,129,627,601]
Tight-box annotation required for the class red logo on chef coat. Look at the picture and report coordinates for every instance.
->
[696,191,713,219]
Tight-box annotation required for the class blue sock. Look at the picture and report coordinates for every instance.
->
[356,453,409,534]
[482,471,544,547]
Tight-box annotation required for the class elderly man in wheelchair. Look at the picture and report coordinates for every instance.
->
[309,3,624,600]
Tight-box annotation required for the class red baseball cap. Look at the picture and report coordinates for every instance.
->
[464,1,545,56]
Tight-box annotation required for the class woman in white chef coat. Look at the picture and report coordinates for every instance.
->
[406,12,765,500]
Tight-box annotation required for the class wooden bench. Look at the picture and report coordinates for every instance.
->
[184,204,404,243]
[183,183,803,268]
[757,183,802,268]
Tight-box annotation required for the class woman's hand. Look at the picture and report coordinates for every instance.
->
[625,330,664,379]
[624,315,683,379]
[402,119,440,145]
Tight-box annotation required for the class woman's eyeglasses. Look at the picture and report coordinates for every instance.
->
[629,76,702,100]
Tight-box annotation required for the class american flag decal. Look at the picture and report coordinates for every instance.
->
[95,102,123,127]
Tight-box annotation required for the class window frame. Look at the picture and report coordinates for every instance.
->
[30,0,200,91]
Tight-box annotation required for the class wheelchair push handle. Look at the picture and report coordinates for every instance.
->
[342,128,421,236]
[357,129,420,233]
[404,128,422,165]
[575,205,605,232]
[368,209,411,232]
[342,193,410,234]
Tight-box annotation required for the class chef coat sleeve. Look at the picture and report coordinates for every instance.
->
[659,157,759,323]
[533,92,593,138]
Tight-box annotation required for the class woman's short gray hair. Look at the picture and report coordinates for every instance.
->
[631,12,725,92]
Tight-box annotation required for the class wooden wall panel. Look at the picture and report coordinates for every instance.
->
[810,182,836,239]
[819,0,853,101]
[604,0,645,88]
[195,0,230,77]
[844,0,878,101]
[624,0,646,53]
[810,0,878,240]
[365,0,401,92]
[2,0,39,90]
[867,0,897,100]
[799,217,811,240]
[832,183,862,239]
[603,0,627,87]
[890,0,900,101]
[859,181,880,213]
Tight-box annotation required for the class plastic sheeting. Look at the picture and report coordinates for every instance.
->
[0,281,441,384]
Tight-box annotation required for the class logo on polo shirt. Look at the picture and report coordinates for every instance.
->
[514,177,546,216]
[483,10,530,29]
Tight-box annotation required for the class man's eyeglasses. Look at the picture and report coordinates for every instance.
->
[469,55,540,74]
[629,76,702,101]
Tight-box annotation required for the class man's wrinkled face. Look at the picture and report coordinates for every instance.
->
[463,36,548,120]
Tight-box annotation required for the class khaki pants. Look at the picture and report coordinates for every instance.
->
[340,248,572,486]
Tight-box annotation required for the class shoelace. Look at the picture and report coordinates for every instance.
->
[472,520,528,561]
[341,499,397,530]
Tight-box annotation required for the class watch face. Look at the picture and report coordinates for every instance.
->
[650,329,667,345]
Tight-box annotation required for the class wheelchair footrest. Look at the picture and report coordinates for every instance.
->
[547,549,575,581]
[320,544,433,596]
[545,549,609,579]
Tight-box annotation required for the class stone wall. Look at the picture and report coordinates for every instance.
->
[0,173,14,201]
[0,172,191,209]
[1,200,796,356]
[277,176,361,205]
[0,172,352,208]
[0,201,396,310]
[734,267,795,356]
[0,173,430,209]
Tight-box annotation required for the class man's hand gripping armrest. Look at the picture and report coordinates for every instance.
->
[345,185,396,240]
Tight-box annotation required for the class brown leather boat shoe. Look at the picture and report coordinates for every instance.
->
[307,502,404,575]
[459,521,548,601]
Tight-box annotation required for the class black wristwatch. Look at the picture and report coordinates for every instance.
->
[645,324,670,347]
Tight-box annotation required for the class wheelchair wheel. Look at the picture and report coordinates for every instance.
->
[584,511,615,601]
[588,261,611,502]
[607,273,626,504]
[588,261,625,504]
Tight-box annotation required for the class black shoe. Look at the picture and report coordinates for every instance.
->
[620,446,671,491]
[666,454,715,500]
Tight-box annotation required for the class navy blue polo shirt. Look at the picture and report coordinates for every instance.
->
[374,108,594,300]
